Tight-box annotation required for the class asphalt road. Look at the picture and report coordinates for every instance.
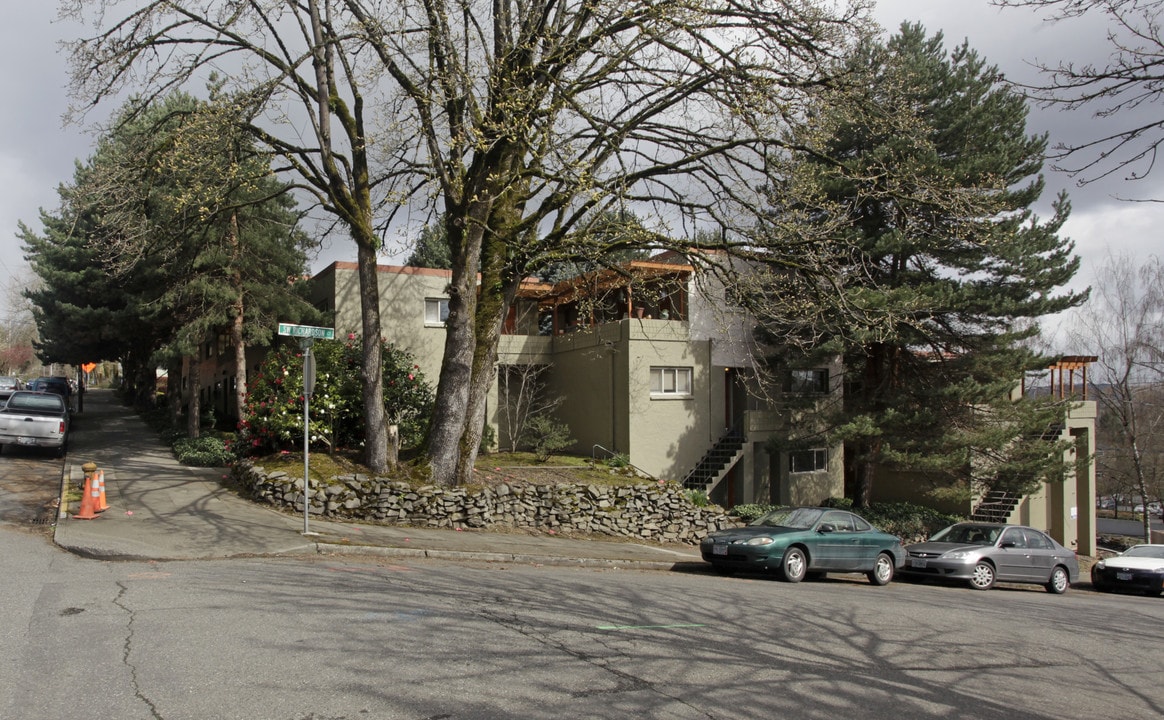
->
[3,523,1163,719]
[3,442,1164,718]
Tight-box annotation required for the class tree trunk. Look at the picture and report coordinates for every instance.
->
[231,306,247,428]
[455,271,519,486]
[187,354,201,439]
[167,357,183,430]
[428,143,524,486]
[427,219,485,486]
[855,437,880,509]
[228,211,249,427]
[387,423,399,467]
[355,239,389,473]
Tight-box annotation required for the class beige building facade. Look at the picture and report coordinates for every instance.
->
[187,259,1096,536]
[308,260,845,508]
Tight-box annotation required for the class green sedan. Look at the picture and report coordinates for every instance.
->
[700,506,905,585]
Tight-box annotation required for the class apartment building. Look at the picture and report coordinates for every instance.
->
[307,259,844,508]
[186,257,1096,552]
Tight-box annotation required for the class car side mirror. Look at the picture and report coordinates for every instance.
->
[1000,541,1016,549]
[818,523,835,533]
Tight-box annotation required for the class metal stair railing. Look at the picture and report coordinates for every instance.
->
[971,490,1022,524]
[682,428,746,491]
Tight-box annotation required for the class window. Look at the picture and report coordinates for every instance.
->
[822,510,855,532]
[650,367,693,397]
[789,449,827,474]
[1022,529,1053,550]
[425,298,450,325]
[785,368,828,395]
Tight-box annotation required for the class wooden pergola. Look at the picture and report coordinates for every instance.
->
[1045,355,1098,400]
[516,260,694,334]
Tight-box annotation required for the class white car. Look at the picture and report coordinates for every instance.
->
[1091,545,1164,596]
[1133,502,1162,514]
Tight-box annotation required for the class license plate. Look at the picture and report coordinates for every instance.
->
[1117,572,1133,581]
[909,558,927,569]
[16,437,36,445]
[712,544,728,556]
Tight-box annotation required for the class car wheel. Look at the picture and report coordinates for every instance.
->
[779,547,807,583]
[1045,565,1070,594]
[868,552,895,586]
[969,561,995,590]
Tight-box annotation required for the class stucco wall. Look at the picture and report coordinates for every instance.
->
[624,321,711,481]
[314,263,453,384]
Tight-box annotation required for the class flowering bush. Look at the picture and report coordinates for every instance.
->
[238,336,433,455]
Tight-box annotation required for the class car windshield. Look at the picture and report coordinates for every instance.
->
[929,524,1000,545]
[750,507,824,530]
[6,393,64,412]
[1124,545,1164,559]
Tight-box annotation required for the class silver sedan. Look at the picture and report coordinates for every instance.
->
[900,522,1079,593]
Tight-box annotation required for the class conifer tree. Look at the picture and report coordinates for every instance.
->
[22,93,317,417]
[753,23,1089,507]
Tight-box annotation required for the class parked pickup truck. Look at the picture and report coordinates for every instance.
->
[0,390,70,457]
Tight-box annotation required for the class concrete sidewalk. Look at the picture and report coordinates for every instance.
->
[54,389,704,570]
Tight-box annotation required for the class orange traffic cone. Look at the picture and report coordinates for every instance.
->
[73,466,100,520]
[95,469,108,512]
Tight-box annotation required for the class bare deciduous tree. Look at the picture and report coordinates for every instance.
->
[63,0,871,485]
[996,0,1164,191]
[1065,252,1164,540]
[498,364,562,454]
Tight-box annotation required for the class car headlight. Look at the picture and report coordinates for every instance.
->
[1094,560,1106,570]
[744,536,774,546]
[943,550,977,560]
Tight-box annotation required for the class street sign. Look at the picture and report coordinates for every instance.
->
[278,323,335,340]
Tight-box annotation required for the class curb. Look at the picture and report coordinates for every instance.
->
[313,542,707,571]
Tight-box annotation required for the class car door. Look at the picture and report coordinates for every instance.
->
[851,513,888,571]
[816,511,861,570]
[1022,528,1059,581]
[994,527,1034,581]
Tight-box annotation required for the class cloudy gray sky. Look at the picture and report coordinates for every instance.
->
[1,1,1155,313]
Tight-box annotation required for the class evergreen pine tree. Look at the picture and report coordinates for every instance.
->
[755,23,1088,507]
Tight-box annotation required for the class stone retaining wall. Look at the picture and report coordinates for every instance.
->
[231,460,735,544]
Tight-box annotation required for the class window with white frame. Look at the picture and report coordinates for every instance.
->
[425,298,450,326]
[650,366,693,397]
[788,448,827,474]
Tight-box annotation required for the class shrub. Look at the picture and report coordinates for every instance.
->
[238,336,433,455]
[685,489,710,507]
[173,436,234,467]
[605,453,630,469]
[730,503,777,522]
[860,502,964,540]
[521,414,573,463]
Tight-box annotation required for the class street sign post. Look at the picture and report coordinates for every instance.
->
[278,323,335,340]
[302,345,315,536]
[278,322,331,536]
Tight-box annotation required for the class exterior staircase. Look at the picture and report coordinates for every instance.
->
[971,490,1022,524]
[682,428,745,492]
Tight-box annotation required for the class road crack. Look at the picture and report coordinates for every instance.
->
[113,581,165,720]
